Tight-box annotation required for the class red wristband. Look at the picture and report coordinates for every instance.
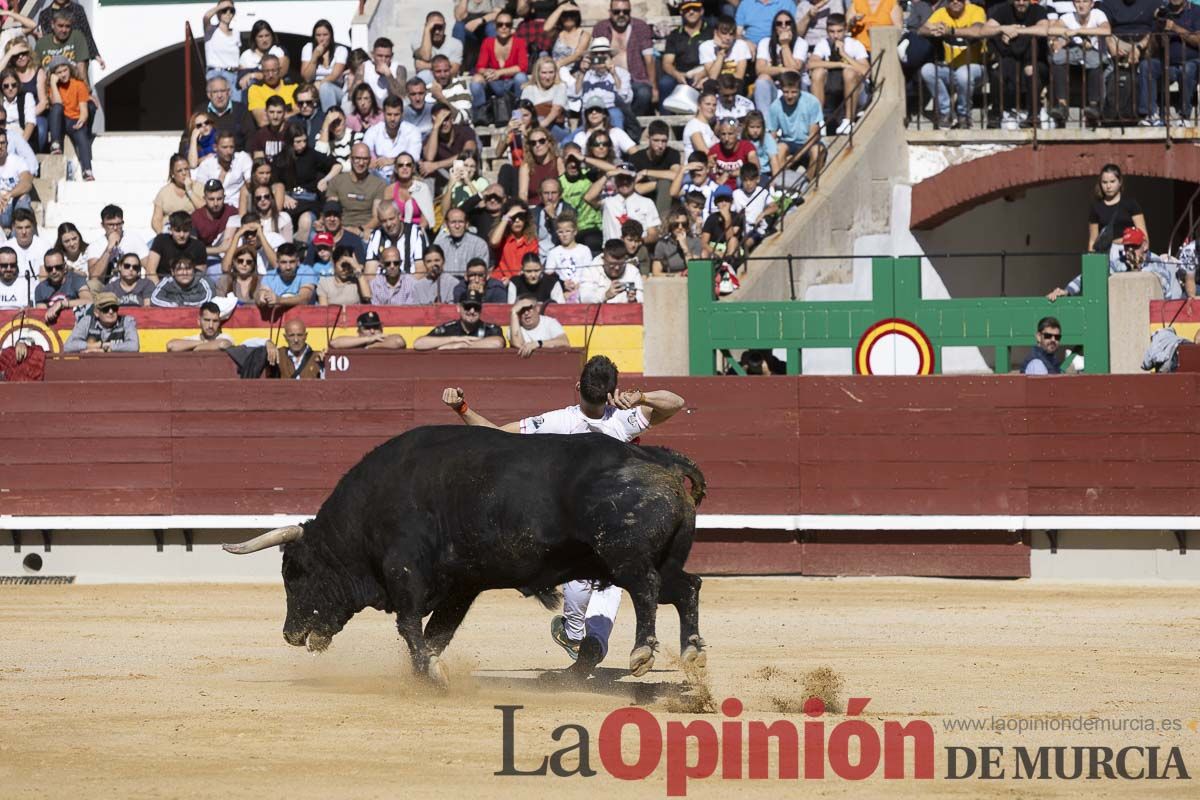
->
[455,401,469,416]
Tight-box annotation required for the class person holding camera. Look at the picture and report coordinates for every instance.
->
[1139,0,1200,125]
[577,238,644,303]
[422,104,480,197]
[573,38,636,136]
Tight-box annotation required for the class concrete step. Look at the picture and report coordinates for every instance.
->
[54,179,162,205]
[91,132,181,162]
[80,159,173,182]
[44,204,156,234]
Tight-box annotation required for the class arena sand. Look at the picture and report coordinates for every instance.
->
[1,577,1197,798]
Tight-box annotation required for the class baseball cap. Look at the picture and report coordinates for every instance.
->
[203,178,224,193]
[94,292,120,310]
[356,310,382,330]
[322,200,343,216]
[713,184,734,200]
[47,55,72,72]
[312,232,335,248]
[1122,227,1146,246]
[680,1,704,9]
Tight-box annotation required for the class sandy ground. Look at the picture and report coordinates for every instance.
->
[1,577,1197,799]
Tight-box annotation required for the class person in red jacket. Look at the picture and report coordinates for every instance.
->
[468,9,529,122]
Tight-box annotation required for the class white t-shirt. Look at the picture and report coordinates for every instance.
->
[2,94,36,135]
[204,23,240,70]
[571,126,636,160]
[361,60,401,104]
[811,36,869,62]
[1059,9,1108,50]
[682,118,717,160]
[698,39,753,66]
[734,185,771,229]
[511,313,566,344]
[576,259,644,303]
[756,37,810,65]
[545,242,593,282]
[0,274,30,309]
[519,403,649,440]
[300,42,349,81]
[521,82,569,113]
[411,34,464,66]
[192,151,253,207]
[10,233,47,273]
[362,121,423,182]
[0,152,30,193]
[83,233,151,278]
[238,45,287,71]
[714,94,756,124]
[600,193,662,242]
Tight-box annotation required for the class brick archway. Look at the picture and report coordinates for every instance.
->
[910,143,1200,230]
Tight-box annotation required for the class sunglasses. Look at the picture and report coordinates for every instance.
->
[382,259,402,266]
[45,264,65,272]
[496,20,513,28]
[0,261,16,268]
[255,194,271,200]
[612,8,631,15]
[1,82,16,89]
[297,99,316,107]
[236,257,255,264]
[120,261,140,268]
[1041,332,1061,340]
[529,138,548,145]
[98,305,119,313]
[484,195,503,202]
[594,140,611,147]
[396,161,414,168]
[776,20,794,27]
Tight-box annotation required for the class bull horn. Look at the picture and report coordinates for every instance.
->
[222,525,304,554]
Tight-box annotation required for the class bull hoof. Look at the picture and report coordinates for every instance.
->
[427,656,450,688]
[681,635,707,669]
[630,645,656,677]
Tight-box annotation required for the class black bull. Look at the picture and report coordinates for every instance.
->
[225,425,708,682]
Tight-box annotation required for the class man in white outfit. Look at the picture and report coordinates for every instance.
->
[441,355,685,676]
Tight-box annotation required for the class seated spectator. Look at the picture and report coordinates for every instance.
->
[768,71,826,189]
[621,219,651,275]
[847,0,901,51]
[571,105,636,161]
[317,246,371,305]
[735,163,779,248]
[670,158,722,222]
[288,83,327,145]
[265,319,323,379]
[240,157,279,217]
[327,144,387,237]
[507,252,565,303]
[756,8,810,121]
[365,203,426,274]
[592,0,657,115]
[231,179,294,242]
[308,202,367,264]
[517,126,559,206]
[700,15,752,82]
[434,206,491,276]
[469,10,528,123]
[625,122,682,215]
[247,54,296,127]
[701,183,744,259]
[305,232,336,277]
[453,257,507,304]
[453,0,503,73]
[585,167,662,245]
[983,0,1049,129]
[572,38,636,134]
[577,238,644,303]
[146,212,208,281]
[193,131,252,208]
[715,72,757,124]
[203,75,256,151]
[918,0,987,129]
[301,19,349,112]
[35,248,90,312]
[532,178,572,258]
[249,96,290,162]
[345,82,382,134]
[0,40,47,152]
[509,295,570,357]
[798,0,847,49]
[651,207,702,275]
[183,110,217,168]
[1137,0,1199,125]
[1022,316,1062,375]
[316,106,357,169]
[1048,227,1196,301]
[220,213,283,274]
[85,204,150,287]
[408,244,460,304]
[46,55,93,179]
[36,10,88,79]
[492,96,537,174]
[202,3,241,102]
[683,90,719,160]
[239,19,290,97]
[214,245,261,303]
[738,0,798,44]
[427,55,474,124]
[412,295,505,349]
[402,78,434,143]
[361,37,407,106]
[558,145,604,253]
[521,56,568,141]
[808,13,869,134]
[470,180,514,240]
[193,179,239,263]
[0,68,36,145]
[545,211,594,299]
[330,310,407,349]
[710,117,760,189]
[0,106,37,179]
[273,122,341,241]
[0,246,27,308]
[153,155,204,235]
[103,253,154,306]
[413,11,463,85]
[743,110,782,185]
[422,104,480,197]
[386,154,434,230]
[363,95,423,183]
[151,256,217,307]
[255,243,315,308]
[63,292,139,353]
[166,301,234,351]
[8,208,46,274]
[56,222,89,276]
[489,200,540,282]
[660,1,712,104]
[369,245,415,304]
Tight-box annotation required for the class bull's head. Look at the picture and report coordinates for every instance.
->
[223,523,358,653]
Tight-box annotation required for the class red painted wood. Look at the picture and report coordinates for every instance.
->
[800,532,1029,577]
[686,531,803,574]
[1177,345,1200,372]
[325,349,585,380]
[45,353,236,381]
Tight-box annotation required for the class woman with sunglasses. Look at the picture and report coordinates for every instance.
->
[344,82,382,133]
[0,40,45,147]
[238,20,289,94]
[582,129,620,174]
[651,208,702,275]
[544,2,590,71]
[152,154,204,234]
[202,1,241,101]
[272,123,341,242]
[0,68,34,144]
[300,19,349,112]
[183,111,217,167]
[101,254,154,306]
[228,183,294,242]
[753,12,809,115]
[387,155,434,231]
[215,245,262,304]
[469,10,528,121]
[238,156,284,216]
[54,222,89,276]
[571,104,635,160]
[517,125,560,206]
[488,199,539,282]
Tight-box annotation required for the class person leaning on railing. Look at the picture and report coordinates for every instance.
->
[1138,0,1200,126]
[917,0,988,129]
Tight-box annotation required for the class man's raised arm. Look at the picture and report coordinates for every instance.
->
[441,387,522,431]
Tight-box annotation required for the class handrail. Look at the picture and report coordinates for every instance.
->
[184,21,195,127]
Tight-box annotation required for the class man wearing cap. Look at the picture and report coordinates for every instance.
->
[151,256,217,307]
[166,301,235,352]
[145,211,208,281]
[660,1,712,102]
[407,244,459,304]
[1047,227,1197,302]
[330,310,407,350]
[192,130,253,207]
[433,207,490,276]
[576,238,644,303]
[308,206,367,264]
[585,167,662,245]
[63,292,140,352]
[265,318,323,379]
[192,179,239,258]
[413,295,505,349]
[574,38,636,134]
[592,0,659,115]
[326,144,387,237]
[509,296,570,358]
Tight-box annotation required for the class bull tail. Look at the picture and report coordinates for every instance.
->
[519,586,562,610]
[648,447,706,508]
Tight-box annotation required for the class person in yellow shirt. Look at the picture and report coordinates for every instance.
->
[917,0,988,128]
[246,54,297,126]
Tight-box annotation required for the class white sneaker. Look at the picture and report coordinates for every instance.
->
[835,118,853,135]
[1001,110,1019,131]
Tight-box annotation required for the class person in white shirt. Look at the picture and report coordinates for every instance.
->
[576,238,644,303]
[412,11,463,84]
[681,90,718,160]
[439,354,691,678]
[83,204,151,286]
[508,296,570,357]
[570,104,637,159]
[191,130,252,207]
[202,1,241,102]
[583,167,662,245]
[699,16,753,81]
[300,19,349,112]
[361,36,407,105]
[362,95,423,183]
[807,14,869,135]
[544,214,593,301]
[0,246,31,308]
[0,129,32,229]
[7,208,46,274]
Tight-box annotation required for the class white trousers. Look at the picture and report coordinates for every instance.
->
[562,579,622,660]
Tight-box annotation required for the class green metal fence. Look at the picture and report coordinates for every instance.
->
[687,255,1110,376]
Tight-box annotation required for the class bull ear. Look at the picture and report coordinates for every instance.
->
[223,525,304,554]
